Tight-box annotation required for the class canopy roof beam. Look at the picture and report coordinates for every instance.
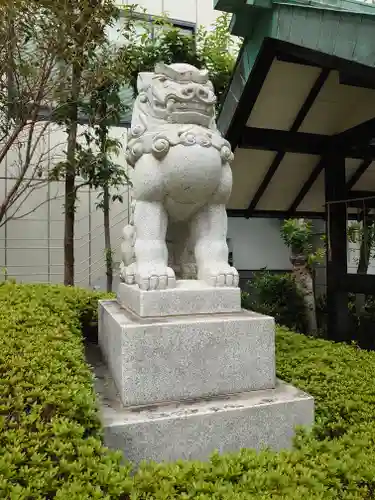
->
[239,128,375,159]
[217,19,375,219]
[289,158,375,216]
[245,68,330,218]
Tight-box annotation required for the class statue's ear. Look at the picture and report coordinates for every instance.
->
[137,72,153,93]
[155,62,169,75]
[199,69,209,81]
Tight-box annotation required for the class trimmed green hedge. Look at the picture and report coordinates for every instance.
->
[131,331,375,499]
[1,283,375,499]
[0,283,131,499]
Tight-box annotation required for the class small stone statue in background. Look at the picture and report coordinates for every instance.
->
[120,62,238,290]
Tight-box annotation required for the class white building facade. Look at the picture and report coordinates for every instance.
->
[0,0,293,288]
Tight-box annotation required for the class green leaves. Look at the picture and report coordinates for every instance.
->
[119,11,239,111]
[242,271,308,333]
[281,218,325,269]
[129,328,375,499]
[2,283,375,498]
[0,283,130,498]
[196,13,241,107]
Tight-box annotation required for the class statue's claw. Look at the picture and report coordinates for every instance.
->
[120,262,136,285]
[136,265,176,291]
[198,265,239,288]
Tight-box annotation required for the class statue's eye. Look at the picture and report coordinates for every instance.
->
[159,76,167,82]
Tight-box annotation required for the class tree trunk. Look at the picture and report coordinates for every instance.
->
[64,170,76,286]
[96,90,113,293]
[64,63,81,286]
[291,254,318,336]
[103,186,113,292]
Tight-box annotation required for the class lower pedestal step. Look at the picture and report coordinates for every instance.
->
[100,377,314,467]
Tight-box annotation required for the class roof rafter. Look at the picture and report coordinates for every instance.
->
[287,157,326,215]
[219,35,375,219]
[287,117,375,215]
[346,159,373,191]
[244,68,330,218]
[227,208,326,219]
[225,38,275,149]
[336,117,375,144]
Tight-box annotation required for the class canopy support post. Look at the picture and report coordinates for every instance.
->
[325,154,349,341]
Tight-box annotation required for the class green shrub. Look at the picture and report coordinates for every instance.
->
[0,283,132,499]
[242,270,308,333]
[2,282,375,499]
[130,329,375,499]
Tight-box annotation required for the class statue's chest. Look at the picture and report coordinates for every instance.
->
[160,144,223,202]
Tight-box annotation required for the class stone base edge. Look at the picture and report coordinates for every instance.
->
[102,381,314,467]
[117,280,241,317]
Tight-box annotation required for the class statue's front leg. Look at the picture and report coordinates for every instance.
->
[133,200,176,290]
[191,203,239,287]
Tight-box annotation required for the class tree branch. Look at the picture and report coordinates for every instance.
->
[0,191,64,227]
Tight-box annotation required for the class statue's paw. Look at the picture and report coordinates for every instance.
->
[120,263,136,285]
[136,264,176,291]
[199,264,239,288]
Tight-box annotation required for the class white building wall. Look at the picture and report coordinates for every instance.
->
[119,0,221,26]
[227,218,292,271]
[0,123,130,286]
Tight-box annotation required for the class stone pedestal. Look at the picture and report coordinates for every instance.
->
[98,281,314,466]
[117,280,242,317]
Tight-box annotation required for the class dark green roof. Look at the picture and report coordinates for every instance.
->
[215,0,375,70]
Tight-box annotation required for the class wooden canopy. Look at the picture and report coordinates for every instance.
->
[216,0,375,219]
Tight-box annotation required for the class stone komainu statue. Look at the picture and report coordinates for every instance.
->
[120,62,239,290]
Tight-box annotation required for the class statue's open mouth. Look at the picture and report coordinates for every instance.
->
[153,97,212,117]
[174,102,210,114]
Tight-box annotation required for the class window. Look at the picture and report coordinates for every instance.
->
[149,17,196,38]
[106,13,195,47]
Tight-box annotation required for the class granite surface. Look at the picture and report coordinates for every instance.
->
[117,279,241,317]
[86,341,314,468]
[99,299,276,406]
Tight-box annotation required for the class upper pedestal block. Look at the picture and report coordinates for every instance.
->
[117,280,241,318]
[99,299,275,407]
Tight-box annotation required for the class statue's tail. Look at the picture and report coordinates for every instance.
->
[120,201,136,279]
